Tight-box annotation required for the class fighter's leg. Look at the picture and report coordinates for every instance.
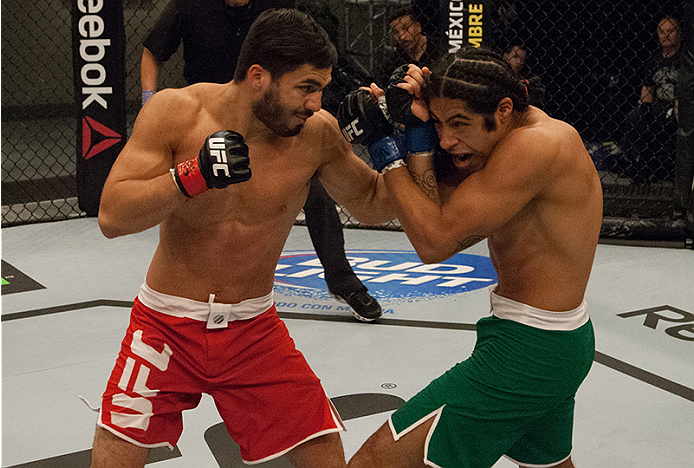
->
[90,426,149,468]
[348,417,435,468]
[286,432,347,468]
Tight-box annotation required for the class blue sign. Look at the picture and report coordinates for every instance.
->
[275,250,497,302]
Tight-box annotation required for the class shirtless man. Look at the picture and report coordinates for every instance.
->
[346,47,603,468]
[91,9,394,468]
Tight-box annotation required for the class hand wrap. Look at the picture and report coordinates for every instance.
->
[386,65,438,155]
[367,136,405,172]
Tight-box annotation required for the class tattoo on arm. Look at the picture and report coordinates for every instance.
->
[412,167,440,205]
[455,235,485,253]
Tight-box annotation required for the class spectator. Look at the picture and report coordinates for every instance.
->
[140,0,294,102]
[503,43,546,108]
[141,0,383,321]
[674,4,694,226]
[375,6,440,88]
[620,15,682,183]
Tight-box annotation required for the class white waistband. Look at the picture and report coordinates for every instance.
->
[490,289,589,331]
[138,283,274,323]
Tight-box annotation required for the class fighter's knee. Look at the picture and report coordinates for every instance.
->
[347,424,392,468]
[347,444,379,468]
[90,427,148,468]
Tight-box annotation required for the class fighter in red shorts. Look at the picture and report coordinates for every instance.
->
[92,9,396,468]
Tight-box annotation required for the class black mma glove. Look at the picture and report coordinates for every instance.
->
[172,130,252,198]
[337,89,404,172]
[337,89,393,146]
[386,64,438,155]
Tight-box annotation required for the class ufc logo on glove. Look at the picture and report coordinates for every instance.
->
[208,137,230,177]
[341,119,364,143]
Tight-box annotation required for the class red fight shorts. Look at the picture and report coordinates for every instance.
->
[99,285,345,463]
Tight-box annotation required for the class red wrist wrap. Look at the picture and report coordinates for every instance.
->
[174,158,208,197]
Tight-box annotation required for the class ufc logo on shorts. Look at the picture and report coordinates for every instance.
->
[209,137,230,177]
[110,330,173,431]
[341,118,363,143]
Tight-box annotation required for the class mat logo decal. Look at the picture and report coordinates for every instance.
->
[1,260,45,295]
[82,116,122,159]
[618,306,694,342]
[275,250,497,301]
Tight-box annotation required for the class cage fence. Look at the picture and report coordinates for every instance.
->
[1,0,691,243]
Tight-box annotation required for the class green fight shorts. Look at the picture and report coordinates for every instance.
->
[389,291,595,468]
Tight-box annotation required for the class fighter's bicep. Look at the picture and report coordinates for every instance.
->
[108,102,178,184]
[314,112,378,203]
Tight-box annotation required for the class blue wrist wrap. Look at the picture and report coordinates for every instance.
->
[405,120,437,154]
[367,135,404,172]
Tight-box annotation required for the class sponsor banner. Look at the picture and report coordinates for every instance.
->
[440,0,490,53]
[72,0,127,216]
[274,250,497,303]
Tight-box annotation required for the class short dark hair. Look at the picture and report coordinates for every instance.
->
[427,46,530,130]
[388,6,416,25]
[504,42,527,55]
[234,8,338,82]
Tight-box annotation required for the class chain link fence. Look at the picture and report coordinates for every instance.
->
[2,0,692,242]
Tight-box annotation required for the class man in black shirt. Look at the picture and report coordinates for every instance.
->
[374,6,440,88]
[140,0,383,321]
[620,15,682,183]
[141,0,293,101]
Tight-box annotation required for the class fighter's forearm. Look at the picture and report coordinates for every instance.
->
[141,48,161,92]
[337,172,398,226]
[406,151,440,206]
[384,166,460,264]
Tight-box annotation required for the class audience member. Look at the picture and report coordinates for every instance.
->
[620,16,682,183]
[675,4,694,225]
[375,6,440,88]
[503,43,546,108]
[141,0,383,321]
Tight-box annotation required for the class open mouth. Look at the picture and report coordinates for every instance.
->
[451,153,473,168]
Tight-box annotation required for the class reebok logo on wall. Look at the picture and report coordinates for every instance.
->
[82,116,122,160]
[275,250,497,302]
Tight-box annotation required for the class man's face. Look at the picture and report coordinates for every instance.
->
[504,46,526,74]
[429,97,502,175]
[658,18,681,50]
[252,65,331,137]
[390,15,423,56]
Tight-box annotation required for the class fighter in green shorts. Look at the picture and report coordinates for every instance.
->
[346,46,602,468]
[389,290,595,468]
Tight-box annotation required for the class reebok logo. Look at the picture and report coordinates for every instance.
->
[82,116,122,159]
[77,0,112,109]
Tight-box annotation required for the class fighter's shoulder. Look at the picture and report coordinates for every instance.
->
[511,111,579,155]
[138,85,213,127]
[304,109,346,142]
[140,86,202,125]
[307,108,339,128]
